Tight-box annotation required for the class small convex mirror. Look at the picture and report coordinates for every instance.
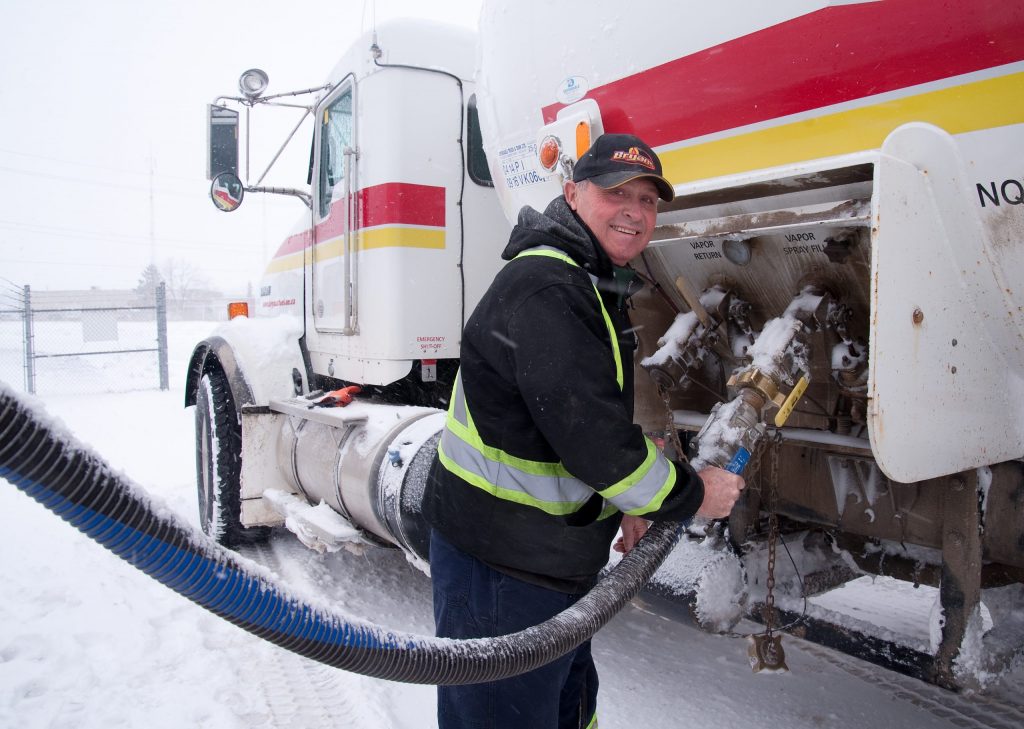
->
[211,172,244,212]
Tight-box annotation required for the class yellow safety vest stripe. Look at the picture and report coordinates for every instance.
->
[513,248,623,391]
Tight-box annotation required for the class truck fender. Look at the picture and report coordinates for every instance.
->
[185,336,254,411]
[184,318,308,411]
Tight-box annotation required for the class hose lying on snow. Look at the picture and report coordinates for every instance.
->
[0,384,683,685]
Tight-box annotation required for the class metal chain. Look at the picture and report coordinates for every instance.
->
[658,383,688,464]
[656,382,795,661]
[763,432,782,638]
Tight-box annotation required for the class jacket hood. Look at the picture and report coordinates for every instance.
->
[502,196,613,277]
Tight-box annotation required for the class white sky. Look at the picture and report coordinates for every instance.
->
[0,0,481,295]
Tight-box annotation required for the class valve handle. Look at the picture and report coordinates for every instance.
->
[773,375,809,428]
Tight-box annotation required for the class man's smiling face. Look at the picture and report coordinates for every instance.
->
[564,177,659,266]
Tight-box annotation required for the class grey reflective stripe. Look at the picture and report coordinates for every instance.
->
[441,370,677,516]
[450,369,468,425]
[596,438,678,516]
[438,427,596,516]
[441,370,593,514]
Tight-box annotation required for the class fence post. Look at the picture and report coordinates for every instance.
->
[23,285,36,394]
[156,282,169,391]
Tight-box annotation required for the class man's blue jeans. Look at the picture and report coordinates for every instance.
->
[430,530,599,729]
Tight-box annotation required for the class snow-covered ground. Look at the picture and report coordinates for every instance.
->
[2,321,1023,728]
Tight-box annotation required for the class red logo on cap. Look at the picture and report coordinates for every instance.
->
[611,147,656,171]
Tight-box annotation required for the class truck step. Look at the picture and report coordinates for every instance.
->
[262,489,371,554]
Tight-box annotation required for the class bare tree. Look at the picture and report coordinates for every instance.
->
[134,264,164,305]
[160,258,212,314]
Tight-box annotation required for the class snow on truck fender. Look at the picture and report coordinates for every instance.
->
[186,316,307,410]
[476,0,1024,482]
[215,316,307,403]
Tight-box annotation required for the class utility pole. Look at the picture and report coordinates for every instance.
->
[149,154,157,268]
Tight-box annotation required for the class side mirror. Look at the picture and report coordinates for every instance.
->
[211,172,244,212]
[207,104,239,180]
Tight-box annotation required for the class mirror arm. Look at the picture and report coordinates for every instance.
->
[213,83,329,107]
[257,84,331,102]
[246,186,312,210]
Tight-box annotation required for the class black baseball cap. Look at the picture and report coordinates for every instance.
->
[572,133,675,202]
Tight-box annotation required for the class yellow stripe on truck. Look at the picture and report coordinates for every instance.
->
[263,226,446,274]
[264,250,305,274]
[359,226,446,251]
[660,71,1024,185]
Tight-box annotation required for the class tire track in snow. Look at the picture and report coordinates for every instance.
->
[235,541,378,729]
[797,639,1024,729]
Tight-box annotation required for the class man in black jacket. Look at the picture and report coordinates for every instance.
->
[423,133,744,729]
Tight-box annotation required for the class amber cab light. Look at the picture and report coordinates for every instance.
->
[227,302,249,319]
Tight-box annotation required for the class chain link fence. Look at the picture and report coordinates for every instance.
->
[0,283,169,395]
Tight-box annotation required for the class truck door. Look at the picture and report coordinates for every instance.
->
[312,79,356,334]
[304,61,472,387]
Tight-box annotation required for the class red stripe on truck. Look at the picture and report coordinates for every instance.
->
[358,182,446,228]
[542,0,1024,147]
[270,182,446,259]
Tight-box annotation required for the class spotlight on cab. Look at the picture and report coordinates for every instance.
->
[238,68,269,100]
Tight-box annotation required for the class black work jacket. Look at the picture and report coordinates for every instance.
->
[422,196,704,592]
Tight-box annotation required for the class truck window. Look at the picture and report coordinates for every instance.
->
[467,95,492,187]
[318,89,354,218]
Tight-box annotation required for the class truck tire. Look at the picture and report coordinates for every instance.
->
[195,369,270,547]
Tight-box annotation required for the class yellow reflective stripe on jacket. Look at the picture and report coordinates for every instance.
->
[440,371,595,514]
[437,439,592,515]
[513,248,623,391]
[596,436,678,516]
[512,248,676,514]
[441,368,676,517]
[446,373,573,478]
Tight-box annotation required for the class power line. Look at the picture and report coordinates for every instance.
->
[0,146,201,183]
[0,163,200,197]
[0,228,261,255]
[0,148,311,195]
[0,277,26,298]
[0,218,285,253]
[2,255,264,276]
[0,163,302,209]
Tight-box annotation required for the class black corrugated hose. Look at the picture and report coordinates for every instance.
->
[0,383,684,685]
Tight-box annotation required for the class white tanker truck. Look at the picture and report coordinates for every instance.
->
[193,0,1024,689]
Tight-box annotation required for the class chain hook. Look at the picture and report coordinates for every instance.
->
[749,432,789,672]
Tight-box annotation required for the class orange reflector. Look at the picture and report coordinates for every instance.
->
[227,302,249,319]
[575,121,591,159]
[539,135,561,172]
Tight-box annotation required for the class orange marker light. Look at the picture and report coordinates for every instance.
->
[575,121,591,159]
[227,302,249,319]
[539,135,561,172]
